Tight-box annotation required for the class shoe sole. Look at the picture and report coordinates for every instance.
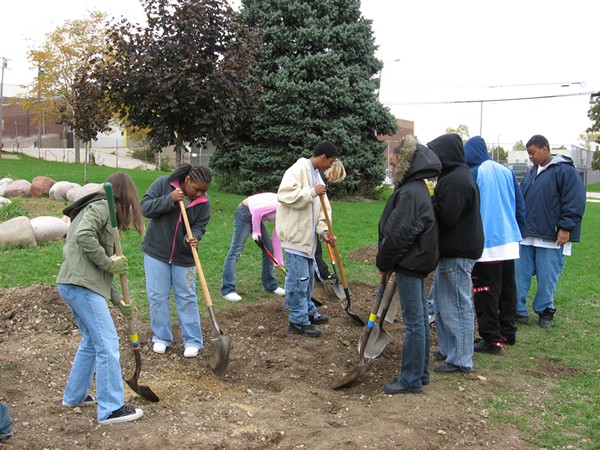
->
[99,410,144,425]
[288,330,321,338]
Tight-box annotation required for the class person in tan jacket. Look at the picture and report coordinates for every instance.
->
[276,141,338,337]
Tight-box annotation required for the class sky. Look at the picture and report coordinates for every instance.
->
[2,0,599,148]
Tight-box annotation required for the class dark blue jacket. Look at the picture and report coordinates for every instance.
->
[520,154,585,242]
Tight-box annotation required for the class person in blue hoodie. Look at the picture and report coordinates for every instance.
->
[464,136,525,353]
[427,134,484,374]
[515,135,586,328]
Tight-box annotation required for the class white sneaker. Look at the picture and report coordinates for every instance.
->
[153,342,167,354]
[183,346,199,358]
[272,287,285,296]
[223,292,242,302]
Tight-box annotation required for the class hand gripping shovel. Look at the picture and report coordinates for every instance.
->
[318,194,365,326]
[254,238,323,307]
[363,273,396,359]
[324,241,346,300]
[104,182,159,402]
[331,272,396,389]
[179,201,231,377]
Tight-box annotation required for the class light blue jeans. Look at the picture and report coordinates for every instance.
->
[284,252,318,325]
[57,283,124,421]
[432,257,476,371]
[144,253,203,350]
[396,273,430,389]
[515,245,565,316]
[221,204,278,295]
[0,403,13,442]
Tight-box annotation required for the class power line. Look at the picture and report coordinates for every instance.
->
[384,91,597,106]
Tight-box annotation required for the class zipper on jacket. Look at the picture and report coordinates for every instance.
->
[169,215,180,264]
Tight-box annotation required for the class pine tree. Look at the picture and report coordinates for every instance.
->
[211,0,397,197]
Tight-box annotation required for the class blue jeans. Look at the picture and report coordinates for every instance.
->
[221,204,278,295]
[432,257,476,371]
[144,253,203,350]
[284,252,318,325]
[396,272,430,389]
[0,403,13,442]
[515,245,565,316]
[426,279,435,316]
[57,283,125,421]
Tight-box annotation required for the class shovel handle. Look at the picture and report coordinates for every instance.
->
[262,247,287,275]
[318,194,348,290]
[104,182,138,347]
[178,201,214,308]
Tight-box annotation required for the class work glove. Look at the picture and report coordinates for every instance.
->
[118,300,133,320]
[108,255,128,275]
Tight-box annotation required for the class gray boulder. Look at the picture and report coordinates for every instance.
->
[74,183,102,201]
[3,180,31,197]
[30,216,69,243]
[50,181,80,200]
[0,216,37,248]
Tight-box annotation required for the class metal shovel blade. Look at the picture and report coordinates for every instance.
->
[209,335,232,378]
[330,364,368,390]
[362,275,396,359]
[124,349,160,402]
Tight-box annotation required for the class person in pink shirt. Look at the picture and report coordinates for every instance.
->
[221,192,285,302]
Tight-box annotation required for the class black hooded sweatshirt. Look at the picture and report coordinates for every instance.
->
[426,134,484,259]
[376,136,442,277]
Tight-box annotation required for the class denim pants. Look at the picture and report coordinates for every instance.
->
[396,272,430,389]
[284,252,318,325]
[515,245,565,316]
[472,260,517,343]
[0,403,13,442]
[144,253,203,350]
[57,283,125,421]
[433,257,476,371]
[221,204,278,295]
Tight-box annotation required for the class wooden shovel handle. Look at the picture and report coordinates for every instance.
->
[178,201,213,308]
[318,194,348,290]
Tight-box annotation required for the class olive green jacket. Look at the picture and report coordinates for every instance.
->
[56,197,121,305]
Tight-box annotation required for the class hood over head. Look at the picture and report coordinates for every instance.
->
[426,133,465,174]
[464,136,492,168]
[392,135,442,186]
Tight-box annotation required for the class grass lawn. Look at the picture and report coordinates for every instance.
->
[1,154,599,448]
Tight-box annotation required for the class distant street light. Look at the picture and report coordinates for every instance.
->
[0,57,7,153]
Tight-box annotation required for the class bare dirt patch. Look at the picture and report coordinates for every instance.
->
[0,247,538,449]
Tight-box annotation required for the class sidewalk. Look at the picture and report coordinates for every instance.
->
[3,144,156,171]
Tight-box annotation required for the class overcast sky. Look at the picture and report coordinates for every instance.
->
[2,0,599,148]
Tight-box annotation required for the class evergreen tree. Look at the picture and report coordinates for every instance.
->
[210,0,397,197]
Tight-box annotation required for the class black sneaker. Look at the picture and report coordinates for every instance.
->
[434,362,474,373]
[432,350,446,361]
[474,338,503,355]
[501,335,516,345]
[323,273,337,282]
[288,322,321,338]
[98,405,144,425]
[62,394,96,407]
[515,314,529,324]
[383,381,423,395]
[309,314,329,325]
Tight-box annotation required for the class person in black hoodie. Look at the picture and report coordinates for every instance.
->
[427,133,484,374]
[376,135,441,394]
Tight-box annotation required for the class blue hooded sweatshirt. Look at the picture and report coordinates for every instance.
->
[464,136,524,249]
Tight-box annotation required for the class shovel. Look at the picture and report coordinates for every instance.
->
[331,272,396,389]
[104,182,159,402]
[324,241,345,300]
[254,238,323,307]
[363,274,396,359]
[318,194,365,326]
[179,201,231,377]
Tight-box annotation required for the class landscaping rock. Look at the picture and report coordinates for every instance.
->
[50,181,80,200]
[0,196,11,205]
[30,176,56,197]
[0,216,37,248]
[30,216,69,243]
[0,178,13,196]
[3,179,31,197]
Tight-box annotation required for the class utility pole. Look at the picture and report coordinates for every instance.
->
[37,65,43,156]
[0,57,7,154]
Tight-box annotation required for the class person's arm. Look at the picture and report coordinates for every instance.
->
[140,178,177,218]
[277,165,314,209]
[73,202,113,272]
[512,172,526,232]
[189,199,211,243]
[556,168,586,241]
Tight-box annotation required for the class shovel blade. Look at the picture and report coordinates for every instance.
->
[331,282,345,300]
[363,330,393,359]
[209,335,232,377]
[124,349,160,402]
